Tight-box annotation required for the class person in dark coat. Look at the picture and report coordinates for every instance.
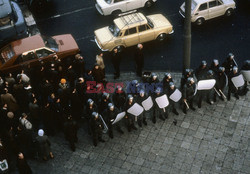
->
[182,77,196,114]
[148,73,160,95]
[152,87,167,123]
[63,115,78,151]
[73,54,85,77]
[0,88,19,113]
[70,88,83,121]
[162,73,173,93]
[92,64,105,83]
[84,69,94,82]
[213,67,227,101]
[167,82,179,115]
[75,77,86,105]
[227,66,240,100]
[112,48,122,79]
[28,97,40,131]
[136,89,147,127]
[195,60,209,81]
[181,69,194,90]
[124,95,137,132]
[98,92,112,115]
[112,85,127,111]
[85,99,98,135]
[41,103,55,136]
[222,53,237,75]
[134,44,144,77]
[210,59,220,75]
[35,129,54,161]
[16,152,32,174]
[90,112,105,146]
[103,103,124,138]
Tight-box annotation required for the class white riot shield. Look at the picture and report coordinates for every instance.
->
[231,74,245,88]
[141,96,153,111]
[112,112,126,125]
[0,159,8,171]
[155,94,169,109]
[241,70,250,81]
[127,103,144,116]
[169,89,182,102]
[197,79,216,90]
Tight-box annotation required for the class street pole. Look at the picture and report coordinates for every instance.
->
[183,0,191,73]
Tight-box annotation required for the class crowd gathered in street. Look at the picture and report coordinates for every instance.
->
[0,43,249,173]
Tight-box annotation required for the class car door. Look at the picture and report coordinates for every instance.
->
[123,27,139,47]
[208,0,224,18]
[125,0,141,11]
[195,3,209,20]
[138,24,154,43]
[112,0,127,12]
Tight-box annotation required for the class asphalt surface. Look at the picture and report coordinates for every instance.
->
[33,0,250,73]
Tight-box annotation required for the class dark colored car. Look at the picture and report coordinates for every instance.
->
[0,34,80,73]
[0,0,28,44]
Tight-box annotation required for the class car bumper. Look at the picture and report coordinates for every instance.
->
[95,37,109,51]
[169,29,174,34]
[95,4,104,15]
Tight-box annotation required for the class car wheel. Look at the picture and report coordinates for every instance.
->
[157,33,167,41]
[225,9,233,17]
[195,18,204,25]
[112,10,122,17]
[114,46,124,53]
[145,1,153,8]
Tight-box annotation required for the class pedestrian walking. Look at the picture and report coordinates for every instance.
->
[134,44,144,77]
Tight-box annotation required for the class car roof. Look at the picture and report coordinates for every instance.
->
[193,0,213,4]
[10,34,45,55]
[114,13,147,30]
[0,0,12,18]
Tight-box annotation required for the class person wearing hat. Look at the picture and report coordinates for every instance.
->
[92,63,105,83]
[63,115,78,151]
[182,77,196,114]
[152,87,167,123]
[124,95,138,132]
[112,85,127,111]
[127,80,141,98]
[136,89,148,127]
[210,59,220,75]
[85,99,98,135]
[19,113,32,130]
[149,73,160,95]
[181,69,194,90]
[35,129,54,161]
[112,48,122,79]
[103,103,124,138]
[227,66,240,100]
[162,72,174,93]
[16,152,32,174]
[90,112,105,146]
[195,60,209,81]
[98,92,112,115]
[73,54,85,77]
[167,82,179,115]
[214,67,227,101]
[222,53,238,75]
[0,88,19,112]
[134,43,144,77]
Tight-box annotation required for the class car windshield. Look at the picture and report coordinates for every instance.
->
[191,0,197,11]
[108,24,120,37]
[0,16,11,27]
[104,0,112,4]
[146,17,154,28]
[0,45,15,64]
[41,36,59,52]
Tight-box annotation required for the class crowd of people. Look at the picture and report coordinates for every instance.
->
[0,46,249,173]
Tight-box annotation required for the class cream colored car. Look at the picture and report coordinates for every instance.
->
[179,0,236,25]
[94,12,174,52]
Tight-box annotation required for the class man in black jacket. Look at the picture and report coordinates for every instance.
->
[134,44,144,77]
[63,115,78,151]
[182,77,196,114]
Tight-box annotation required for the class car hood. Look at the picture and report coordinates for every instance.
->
[147,14,172,28]
[94,27,113,45]
[96,0,109,8]
[52,34,79,52]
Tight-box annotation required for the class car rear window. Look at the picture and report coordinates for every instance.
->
[0,45,15,64]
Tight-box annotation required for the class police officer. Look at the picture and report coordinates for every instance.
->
[148,73,160,94]
[136,89,148,127]
[112,48,122,79]
[167,82,179,115]
[85,99,98,135]
[162,73,173,93]
[98,92,112,115]
[210,59,220,75]
[112,85,127,111]
[222,53,237,75]
[103,103,124,138]
[63,115,78,151]
[124,95,137,132]
[182,77,196,114]
[181,69,194,90]
[214,67,227,101]
[227,66,240,100]
[90,112,105,147]
[195,60,209,81]
[134,44,144,77]
[152,87,166,123]
[127,80,140,97]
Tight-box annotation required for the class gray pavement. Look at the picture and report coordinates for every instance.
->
[26,71,250,174]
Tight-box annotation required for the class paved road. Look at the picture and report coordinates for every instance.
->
[20,72,250,174]
[34,0,250,73]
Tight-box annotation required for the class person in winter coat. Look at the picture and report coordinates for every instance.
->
[136,89,148,127]
[134,44,144,77]
[0,88,19,112]
[112,85,127,111]
[63,115,78,151]
[111,48,122,79]
[182,77,196,114]
[90,112,105,146]
[35,129,54,161]
[92,64,105,83]
[124,95,137,132]
[16,152,32,174]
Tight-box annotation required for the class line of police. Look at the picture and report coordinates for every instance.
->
[87,53,249,147]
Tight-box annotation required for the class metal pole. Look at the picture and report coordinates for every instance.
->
[183,0,192,73]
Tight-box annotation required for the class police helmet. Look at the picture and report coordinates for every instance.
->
[165,73,171,78]
[187,77,194,84]
[103,92,110,99]
[108,103,114,110]
[228,53,234,59]
[201,60,207,66]
[151,73,157,79]
[233,66,238,72]
[116,85,122,90]
[128,95,133,100]
[169,82,175,88]
[213,59,219,65]
[219,66,225,73]
[132,80,139,87]
[92,112,98,118]
[87,98,94,105]
[155,87,162,94]
[139,89,145,96]
[207,70,214,76]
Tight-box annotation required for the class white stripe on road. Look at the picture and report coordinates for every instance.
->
[37,6,95,22]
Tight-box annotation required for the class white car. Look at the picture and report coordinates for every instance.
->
[95,0,157,16]
[179,0,236,25]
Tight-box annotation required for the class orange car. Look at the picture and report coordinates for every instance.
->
[0,34,80,73]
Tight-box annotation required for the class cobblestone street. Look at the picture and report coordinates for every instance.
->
[25,72,250,174]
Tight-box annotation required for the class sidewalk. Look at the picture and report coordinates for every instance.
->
[22,71,250,174]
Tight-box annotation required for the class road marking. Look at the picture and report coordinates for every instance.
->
[37,6,95,22]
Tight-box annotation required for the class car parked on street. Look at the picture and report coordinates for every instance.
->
[94,12,174,52]
[0,34,80,73]
[179,0,236,25]
[0,0,28,44]
[95,0,157,16]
